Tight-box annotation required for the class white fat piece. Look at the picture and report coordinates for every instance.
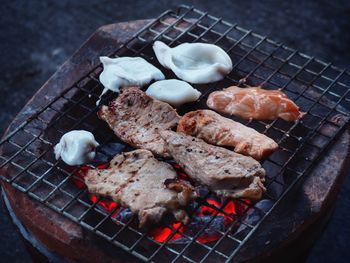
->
[153,41,232,84]
[54,130,99,166]
[146,79,201,107]
[98,56,165,104]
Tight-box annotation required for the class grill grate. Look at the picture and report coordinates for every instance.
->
[1,5,350,262]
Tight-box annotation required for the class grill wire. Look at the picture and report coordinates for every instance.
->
[1,5,350,262]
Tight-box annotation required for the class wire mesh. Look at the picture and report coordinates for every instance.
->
[1,5,350,263]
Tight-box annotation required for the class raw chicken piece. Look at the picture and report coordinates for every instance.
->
[207,86,304,121]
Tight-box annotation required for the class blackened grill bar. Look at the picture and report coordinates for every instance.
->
[1,4,350,263]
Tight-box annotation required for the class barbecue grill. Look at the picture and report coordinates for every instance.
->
[1,5,350,263]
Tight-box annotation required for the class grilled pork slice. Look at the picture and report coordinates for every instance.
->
[84,149,197,228]
[98,87,180,157]
[177,110,278,160]
[161,131,266,200]
[207,85,304,121]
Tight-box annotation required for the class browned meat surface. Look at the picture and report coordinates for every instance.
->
[207,85,304,121]
[177,110,278,160]
[98,87,180,157]
[84,149,197,228]
[161,131,266,200]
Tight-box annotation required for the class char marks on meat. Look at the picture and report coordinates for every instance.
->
[177,110,278,160]
[98,87,180,157]
[84,149,197,228]
[207,85,304,121]
[161,131,266,200]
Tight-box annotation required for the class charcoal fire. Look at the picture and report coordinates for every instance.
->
[73,159,251,244]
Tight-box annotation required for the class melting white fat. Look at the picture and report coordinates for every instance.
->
[153,41,232,84]
[54,130,99,166]
[146,79,201,107]
[97,56,165,104]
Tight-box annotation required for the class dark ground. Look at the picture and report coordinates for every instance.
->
[0,1,350,262]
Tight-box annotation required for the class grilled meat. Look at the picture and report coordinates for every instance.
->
[98,87,180,157]
[84,149,197,228]
[161,131,266,200]
[177,110,278,160]
[207,85,304,121]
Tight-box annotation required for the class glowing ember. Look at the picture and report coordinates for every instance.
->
[73,164,249,244]
[90,195,119,214]
[149,222,184,243]
[73,163,120,216]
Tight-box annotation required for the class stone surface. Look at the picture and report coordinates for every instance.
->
[0,1,350,263]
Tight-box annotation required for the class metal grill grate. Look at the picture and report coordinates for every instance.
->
[1,5,350,262]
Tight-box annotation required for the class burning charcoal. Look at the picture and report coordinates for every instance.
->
[236,199,274,233]
[187,200,200,212]
[90,143,128,165]
[91,152,110,164]
[187,216,225,237]
[197,185,210,197]
[171,236,191,244]
[169,216,225,245]
[98,142,127,157]
[116,208,133,223]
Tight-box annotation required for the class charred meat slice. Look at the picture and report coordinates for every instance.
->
[161,131,266,200]
[98,87,180,157]
[177,110,278,160]
[84,149,197,228]
[207,85,304,121]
